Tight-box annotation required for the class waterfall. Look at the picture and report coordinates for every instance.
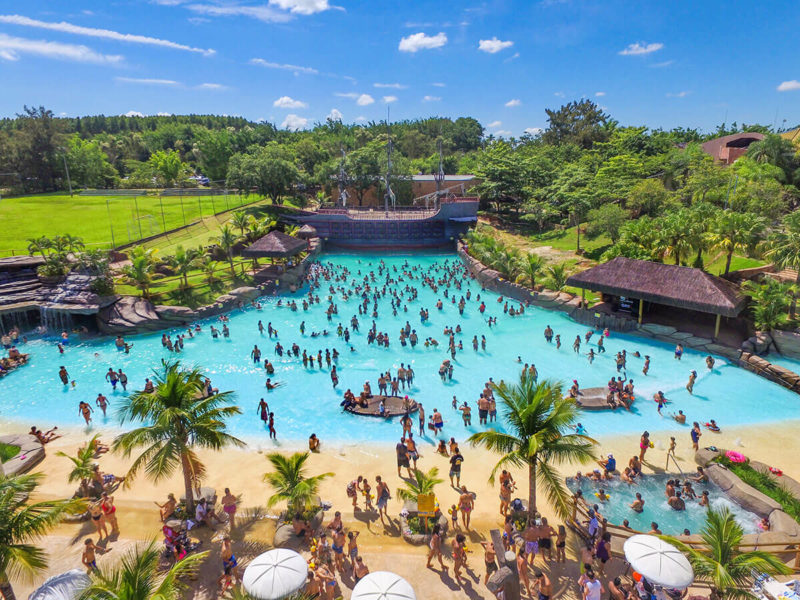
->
[39,306,73,336]
[0,309,35,336]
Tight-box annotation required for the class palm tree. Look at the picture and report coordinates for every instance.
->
[742,279,789,331]
[658,212,695,266]
[230,210,250,238]
[112,360,244,512]
[122,249,157,298]
[468,377,596,520]
[491,247,521,280]
[62,233,85,254]
[517,253,545,289]
[764,211,800,318]
[0,473,84,600]
[77,541,208,600]
[168,245,199,290]
[216,225,239,276]
[396,467,443,503]
[49,235,70,257]
[706,211,766,276]
[26,236,51,259]
[198,255,220,286]
[544,262,569,291]
[56,435,101,498]
[284,225,300,237]
[665,508,790,600]
[263,452,333,518]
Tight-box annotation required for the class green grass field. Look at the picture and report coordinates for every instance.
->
[0,191,264,255]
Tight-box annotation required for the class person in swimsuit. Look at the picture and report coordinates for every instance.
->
[257,398,269,425]
[82,538,106,573]
[353,556,369,584]
[539,517,555,561]
[88,501,109,540]
[535,571,552,600]
[517,547,532,598]
[221,487,237,529]
[556,524,567,563]
[218,535,240,592]
[523,520,539,565]
[79,401,93,425]
[156,493,177,522]
[100,492,119,535]
[458,486,474,531]
[452,534,467,586]
[347,531,360,576]
[481,541,497,585]
[426,523,448,571]
[332,526,346,574]
[376,476,391,525]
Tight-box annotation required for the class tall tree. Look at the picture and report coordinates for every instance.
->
[113,360,244,512]
[216,225,239,275]
[0,472,83,600]
[264,452,333,518]
[468,376,596,520]
[148,149,188,187]
[764,211,800,317]
[706,211,766,275]
[542,100,611,149]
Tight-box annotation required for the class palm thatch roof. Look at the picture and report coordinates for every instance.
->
[297,224,318,239]
[243,230,307,258]
[566,257,746,317]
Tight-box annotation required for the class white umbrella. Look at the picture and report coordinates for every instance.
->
[351,571,417,600]
[623,534,694,589]
[242,548,308,600]
[28,569,90,600]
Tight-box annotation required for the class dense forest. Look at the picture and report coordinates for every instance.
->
[2,102,800,272]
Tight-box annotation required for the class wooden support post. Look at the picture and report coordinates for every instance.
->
[714,314,721,340]
[638,298,644,325]
[581,288,586,308]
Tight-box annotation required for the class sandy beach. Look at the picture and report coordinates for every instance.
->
[7,415,800,600]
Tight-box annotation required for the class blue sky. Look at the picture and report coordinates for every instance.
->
[0,0,798,136]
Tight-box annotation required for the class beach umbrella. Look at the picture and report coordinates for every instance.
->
[242,548,308,600]
[28,569,90,600]
[351,571,417,600]
[623,534,694,589]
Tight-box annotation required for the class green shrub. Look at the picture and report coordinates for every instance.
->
[713,456,800,523]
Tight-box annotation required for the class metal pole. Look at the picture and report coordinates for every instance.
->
[134,195,143,240]
[159,195,167,232]
[106,198,116,248]
[210,193,216,215]
[198,197,203,221]
[62,153,73,196]
[180,193,186,225]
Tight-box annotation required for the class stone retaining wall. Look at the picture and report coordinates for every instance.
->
[738,352,800,392]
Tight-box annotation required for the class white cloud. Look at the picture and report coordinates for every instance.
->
[423,95,441,102]
[269,0,333,15]
[157,111,173,116]
[0,33,123,64]
[777,80,800,92]
[504,51,520,63]
[326,108,342,121]
[505,98,521,107]
[374,82,407,89]
[116,76,180,85]
[197,82,226,90]
[487,120,502,128]
[650,60,674,68]
[123,110,145,117]
[185,4,292,24]
[524,127,543,135]
[478,37,513,54]
[595,91,606,97]
[355,115,367,122]
[273,95,308,109]
[356,93,374,106]
[618,42,663,56]
[431,82,446,87]
[553,91,565,98]
[249,58,318,75]
[335,92,359,99]
[398,32,447,53]
[281,113,308,130]
[382,95,398,104]
[0,14,215,55]
[495,130,512,137]
[666,91,690,98]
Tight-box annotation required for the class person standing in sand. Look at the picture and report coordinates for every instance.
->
[458,486,474,531]
[426,523,448,571]
[221,488,238,529]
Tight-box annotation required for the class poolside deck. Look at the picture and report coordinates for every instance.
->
[344,394,418,417]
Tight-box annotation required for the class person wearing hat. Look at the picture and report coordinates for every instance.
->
[599,453,616,474]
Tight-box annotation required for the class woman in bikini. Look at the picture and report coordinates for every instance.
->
[100,492,119,535]
[458,486,474,531]
[426,523,448,571]
[89,500,109,540]
[221,487,238,529]
[156,493,177,522]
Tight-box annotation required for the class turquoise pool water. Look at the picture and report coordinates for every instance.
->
[1,251,799,444]
[567,473,760,535]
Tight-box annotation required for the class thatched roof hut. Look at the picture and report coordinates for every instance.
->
[566,257,746,318]
[297,224,318,239]
[243,230,307,258]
